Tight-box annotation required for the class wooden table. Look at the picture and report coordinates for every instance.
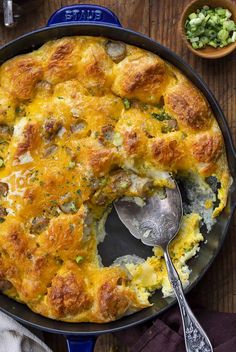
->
[0,1,235,350]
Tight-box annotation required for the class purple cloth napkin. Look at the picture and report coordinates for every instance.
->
[115,305,236,351]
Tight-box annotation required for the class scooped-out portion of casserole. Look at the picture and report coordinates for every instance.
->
[0,36,231,322]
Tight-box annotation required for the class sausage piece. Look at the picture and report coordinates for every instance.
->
[0,182,8,197]
[105,41,127,63]
[30,216,49,234]
[0,279,12,291]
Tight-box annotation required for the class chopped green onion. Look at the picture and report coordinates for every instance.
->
[185,6,236,49]
[209,40,217,48]
[123,98,131,110]
[232,31,236,42]
[68,161,76,169]
[189,13,197,20]
[113,132,123,146]
[75,255,84,264]
[70,202,77,212]
[215,8,225,16]
[0,157,4,168]
[151,111,171,121]
[218,29,229,41]
[225,9,232,19]
[100,177,107,187]
[223,20,235,31]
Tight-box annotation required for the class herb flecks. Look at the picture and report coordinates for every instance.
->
[123,98,131,110]
[151,110,172,121]
[0,157,5,168]
[68,161,76,169]
[75,255,84,264]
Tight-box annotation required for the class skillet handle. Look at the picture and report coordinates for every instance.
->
[66,336,96,352]
[47,4,122,27]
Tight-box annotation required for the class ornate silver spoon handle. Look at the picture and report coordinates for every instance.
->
[163,249,213,352]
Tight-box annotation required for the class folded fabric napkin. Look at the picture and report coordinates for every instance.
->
[0,310,52,352]
[115,305,236,352]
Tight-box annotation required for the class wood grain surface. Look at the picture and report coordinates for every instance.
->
[0,1,235,351]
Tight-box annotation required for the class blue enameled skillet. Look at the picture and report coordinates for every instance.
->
[0,4,235,351]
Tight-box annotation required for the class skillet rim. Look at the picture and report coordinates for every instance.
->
[0,23,235,336]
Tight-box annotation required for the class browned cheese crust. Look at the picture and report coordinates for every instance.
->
[0,36,231,323]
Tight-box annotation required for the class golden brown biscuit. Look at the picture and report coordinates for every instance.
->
[0,57,43,101]
[164,80,212,131]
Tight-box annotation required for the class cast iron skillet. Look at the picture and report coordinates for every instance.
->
[0,4,235,351]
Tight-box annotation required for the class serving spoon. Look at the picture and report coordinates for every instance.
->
[114,181,213,352]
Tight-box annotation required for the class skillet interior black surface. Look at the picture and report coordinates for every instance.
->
[0,24,235,335]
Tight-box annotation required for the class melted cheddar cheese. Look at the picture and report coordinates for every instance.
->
[0,36,231,322]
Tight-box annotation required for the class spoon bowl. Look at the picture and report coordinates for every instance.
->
[114,185,182,248]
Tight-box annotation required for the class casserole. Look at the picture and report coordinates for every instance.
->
[0,4,235,351]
